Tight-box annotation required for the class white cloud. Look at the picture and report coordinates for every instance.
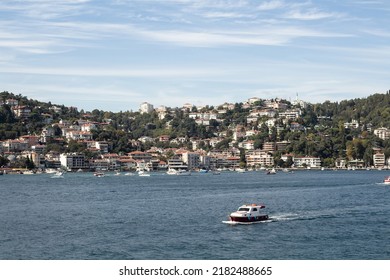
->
[257,0,285,11]
[283,9,342,20]
[0,66,223,78]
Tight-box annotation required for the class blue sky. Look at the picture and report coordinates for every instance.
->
[0,0,389,112]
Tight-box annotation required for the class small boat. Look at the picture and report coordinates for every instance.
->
[138,170,150,177]
[166,169,178,175]
[383,176,390,184]
[124,172,135,176]
[266,168,276,175]
[94,172,105,177]
[176,170,191,176]
[198,169,208,173]
[51,171,64,178]
[224,204,269,224]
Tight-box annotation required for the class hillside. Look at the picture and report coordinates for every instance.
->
[1,90,390,169]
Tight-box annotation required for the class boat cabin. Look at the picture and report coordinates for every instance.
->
[237,204,265,213]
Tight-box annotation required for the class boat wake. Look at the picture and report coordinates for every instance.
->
[269,210,339,222]
[269,213,301,222]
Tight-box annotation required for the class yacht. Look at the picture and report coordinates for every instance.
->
[224,204,269,224]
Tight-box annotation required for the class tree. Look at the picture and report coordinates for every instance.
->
[25,156,35,170]
[0,155,9,167]
[239,148,246,167]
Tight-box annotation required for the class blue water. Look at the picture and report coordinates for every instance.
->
[1,170,389,260]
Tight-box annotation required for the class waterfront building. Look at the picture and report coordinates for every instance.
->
[60,153,87,170]
[373,153,385,168]
[167,156,188,170]
[293,156,321,168]
[128,151,152,162]
[246,150,274,167]
[182,152,200,170]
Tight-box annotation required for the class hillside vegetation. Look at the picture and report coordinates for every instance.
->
[1,90,390,167]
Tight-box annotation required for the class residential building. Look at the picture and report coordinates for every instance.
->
[167,156,188,170]
[182,152,200,170]
[344,119,360,129]
[276,141,290,151]
[374,127,390,140]
[2,139,29,152]
[65,130,93,141]
[373,153,385,168]
[246,150,274,167]
[158,135,170,142]
[60,153,87,170]
[239,140,255,150]
[294,156,321,168]
[226,156,240,169]
[95,141,109,153]
[263,142,276,152]
[12,106,31,118]
[279,109,301,120]
[248,97,260,104]
[140,102,154,114]
[128,151,152,162]
[199,155,211,169]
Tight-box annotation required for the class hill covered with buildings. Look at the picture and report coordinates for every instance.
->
[1,90,390,172]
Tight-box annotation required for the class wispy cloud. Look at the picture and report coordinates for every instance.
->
[257,0,285,11]
[0,0,389,111]
[362,28,390,38]
[0,0,92,19]
[0,66,223,78]
[283,8,343,20]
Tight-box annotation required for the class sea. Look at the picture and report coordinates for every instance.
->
[0,170,389,260]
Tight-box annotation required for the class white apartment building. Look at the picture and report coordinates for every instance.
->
[246,150,274,167]
[344,119,360,129]
[279,109,301,120]
[374,127,390,140]
[140,102,154,114]
[293,156,321,168]
[60,153,87,170]
[373,153,385,168]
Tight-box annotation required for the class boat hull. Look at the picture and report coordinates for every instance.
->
[229,215,268,223]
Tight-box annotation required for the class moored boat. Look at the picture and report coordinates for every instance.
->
[166,169,178,175]
[383,176,390,184]
[94,172,105,177]
[138,170,150,177]
[51,171,64,178]
[176,170,191,176]
[266,168,276,175]
[227,204,269,224]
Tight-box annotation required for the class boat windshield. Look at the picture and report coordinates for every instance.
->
[238,208,250,212]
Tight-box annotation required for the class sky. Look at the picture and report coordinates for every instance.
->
[0,0,389,112]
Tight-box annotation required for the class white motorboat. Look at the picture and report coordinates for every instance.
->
[225,204,269,224]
